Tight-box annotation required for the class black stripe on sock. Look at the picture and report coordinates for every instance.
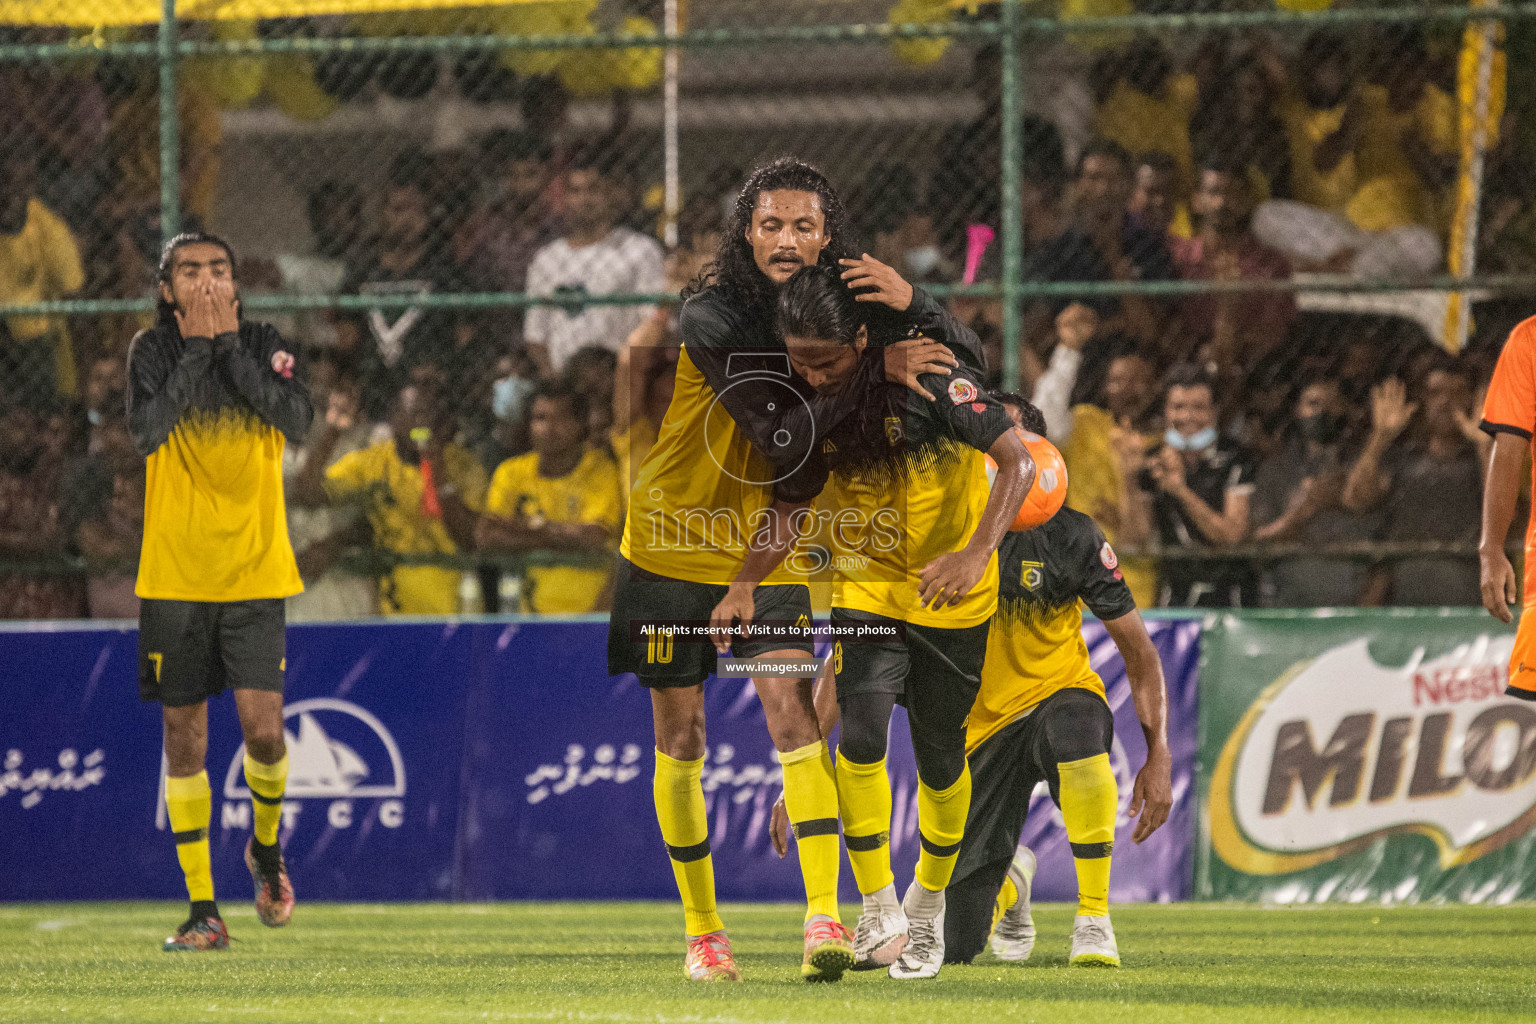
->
[172,827,208,845]
[791,817,840,840]
[919,833,961,858]
[665,838,711,863]
[1070,841,1115,859]
[844,830,889,852]
[249,790,284,805]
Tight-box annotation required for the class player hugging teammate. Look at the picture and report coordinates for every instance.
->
[612,157,1174,982]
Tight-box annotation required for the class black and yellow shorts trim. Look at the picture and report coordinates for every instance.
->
[607,557,814,688]
[138,598,287,707]
[829,606,989,711]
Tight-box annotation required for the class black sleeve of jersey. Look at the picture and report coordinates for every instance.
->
[126,328,212,457]
[213,323,314,444]
[1076,518,1137,621]
[905,287,989,368]
[680,296,854,503]
[915,367,1013,454]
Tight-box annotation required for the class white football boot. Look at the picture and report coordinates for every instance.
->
[1069,914,1120,967]
[989,846,1038,961]
[888,881,946,980]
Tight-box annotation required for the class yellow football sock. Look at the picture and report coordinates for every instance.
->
[1059,753,1116,917]
[780,740,841,923]
[992,875,1019,931]
[835,752,893,895]
[244,752,289,846]
[914,764,970,892]
[165,771,214,903]
[654,749,724,936]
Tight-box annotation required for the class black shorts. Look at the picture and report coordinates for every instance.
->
[138,598,287,708]
[606,557,815,688]
[830,606,989,709]
[944,687,1114,963]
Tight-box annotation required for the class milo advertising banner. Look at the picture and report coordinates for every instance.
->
[1198,610,1536,903]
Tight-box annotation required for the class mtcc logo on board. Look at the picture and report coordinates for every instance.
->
[221,698,406,832]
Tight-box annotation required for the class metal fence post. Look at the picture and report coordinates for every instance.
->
[1000,0,1022,393]
[158,0,181,243]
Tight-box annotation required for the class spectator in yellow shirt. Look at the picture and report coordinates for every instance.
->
[292,383,487,615]
[1255,32,1442,278]
[1093,36,1199,200]
[0,141,84,406]
[478,379,622,614]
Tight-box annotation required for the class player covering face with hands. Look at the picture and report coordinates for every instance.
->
[711,260,1035,980]
[129,234,313,951]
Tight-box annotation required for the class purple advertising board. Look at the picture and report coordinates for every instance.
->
[1,617,1197,903]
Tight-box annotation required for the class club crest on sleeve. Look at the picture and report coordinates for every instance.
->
[271,350,295,378]
[947,377,977,404]
[1100,542,1119,570]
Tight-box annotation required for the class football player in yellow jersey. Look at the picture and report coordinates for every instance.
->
[713,264,1035,979]
[944,398,1171,969]
[608,158,954,983]
[128,234,312,951]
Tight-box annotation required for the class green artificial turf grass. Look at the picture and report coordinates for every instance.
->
[2,902,1533,1024]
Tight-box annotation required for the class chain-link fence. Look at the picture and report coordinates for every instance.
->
[0,0,1532,619]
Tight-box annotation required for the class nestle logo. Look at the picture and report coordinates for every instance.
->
[1412,666,1505,706]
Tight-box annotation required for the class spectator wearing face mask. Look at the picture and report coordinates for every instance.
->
[1251,379,1373,607]
[1131,366,1256,607]
[82,352,127,454]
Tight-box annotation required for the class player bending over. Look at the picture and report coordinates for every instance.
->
[608,158,953,982]
[128,234,312,950]
[712,263,1034,979]
[946,397,1172,967]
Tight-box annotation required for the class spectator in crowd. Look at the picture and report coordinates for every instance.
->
[338,150,470,420]
[564,344,618,442]
[1254,32,1442,278]
[81,352,127,454]
[74,419,144,619]
[0,402,84,618]
[454,129,557,303]
[1021,139,1178,354]
[105,62,221,230]
[1251,378,1372,607]
[523,148,665,374]
[0,60,108,232]
[612,308,679,494]
[1031,305,1160,605]
[1342,369,1484,606]
[292,382,488,616]
[1353,29,1457,239]
[1128,150,1187,240]
[476,379,622,613]
[272,181,366,351]
[1171,153,1295,374]
[1092,35,1198,202]
[1189,44,1291,205]
[283,355,375,622]
[1130,365,1256,607]
[483,346,540,468]
[0,140,85,405]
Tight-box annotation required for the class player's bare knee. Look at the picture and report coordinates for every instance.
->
[244,725,287,765]
[162,715,208,777]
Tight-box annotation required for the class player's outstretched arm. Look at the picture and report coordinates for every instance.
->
[709,498,816,653]
[1480,431,1524,623]
[919,427,1034,608]
[1102,609,1172,844]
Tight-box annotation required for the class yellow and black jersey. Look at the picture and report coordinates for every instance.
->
[620,284,868,586]
[966,506,1136,752]
[810,311,1014,628]
[128,321,313,602]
